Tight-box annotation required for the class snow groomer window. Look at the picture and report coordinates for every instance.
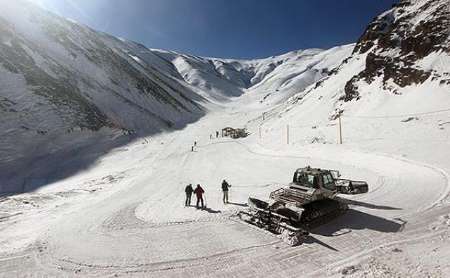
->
[323,174,336,191]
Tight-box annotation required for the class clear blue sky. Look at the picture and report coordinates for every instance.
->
[33,0,397,59]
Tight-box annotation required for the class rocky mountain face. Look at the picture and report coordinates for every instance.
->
[343,0,450,101]
[276,0,450,125]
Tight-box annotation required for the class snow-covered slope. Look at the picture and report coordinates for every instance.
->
[151,45,353,105]
[0,0,351,193]
[0,0,210,192]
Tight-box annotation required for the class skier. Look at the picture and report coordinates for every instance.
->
[191,146,194,152]
[194,141,197,147]
[194,184,205,209]
[221,179,231,204]
[216,131,219,138]
[185,184,194,206]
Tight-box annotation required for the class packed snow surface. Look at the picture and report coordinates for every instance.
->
[1,0,450,277]
[1,89,450,276]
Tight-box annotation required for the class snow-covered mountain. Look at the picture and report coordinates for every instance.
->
[1,0,449,194]
[3,0,446,194]
[0,0,351,192]
[265,0,449,129]
[151,45,353,104]
[0,0,208,192]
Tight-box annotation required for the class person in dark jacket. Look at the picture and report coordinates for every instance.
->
[194,184,205,209]
[185,184,193,206]
[221,179,231,204]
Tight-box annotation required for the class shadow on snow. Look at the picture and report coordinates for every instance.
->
[302,209,405,251]
[0,112,205,195]
[311,209,404,237]
[346,199,402,211]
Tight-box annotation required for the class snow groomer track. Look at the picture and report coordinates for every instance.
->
[1,112,449,277]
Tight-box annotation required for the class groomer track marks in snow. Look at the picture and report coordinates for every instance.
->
[2,109,447,276]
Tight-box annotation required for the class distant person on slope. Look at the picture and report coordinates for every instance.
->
[221,179,231,204]
[185,184,194,206]
[194,184,205,209]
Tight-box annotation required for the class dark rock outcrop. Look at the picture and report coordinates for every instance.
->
[343,0,449,101]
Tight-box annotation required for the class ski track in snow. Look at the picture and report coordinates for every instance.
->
[1,108,449,277]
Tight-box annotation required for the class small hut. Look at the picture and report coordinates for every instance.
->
[222,127,235,137]
[222,127,248,139]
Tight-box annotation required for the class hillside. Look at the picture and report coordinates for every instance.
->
[258,0,450,148]
[0,0,205,192]
[0,0,351,193]
[152,45,352,105]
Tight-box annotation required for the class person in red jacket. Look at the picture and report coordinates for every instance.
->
[194,184,205,209]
